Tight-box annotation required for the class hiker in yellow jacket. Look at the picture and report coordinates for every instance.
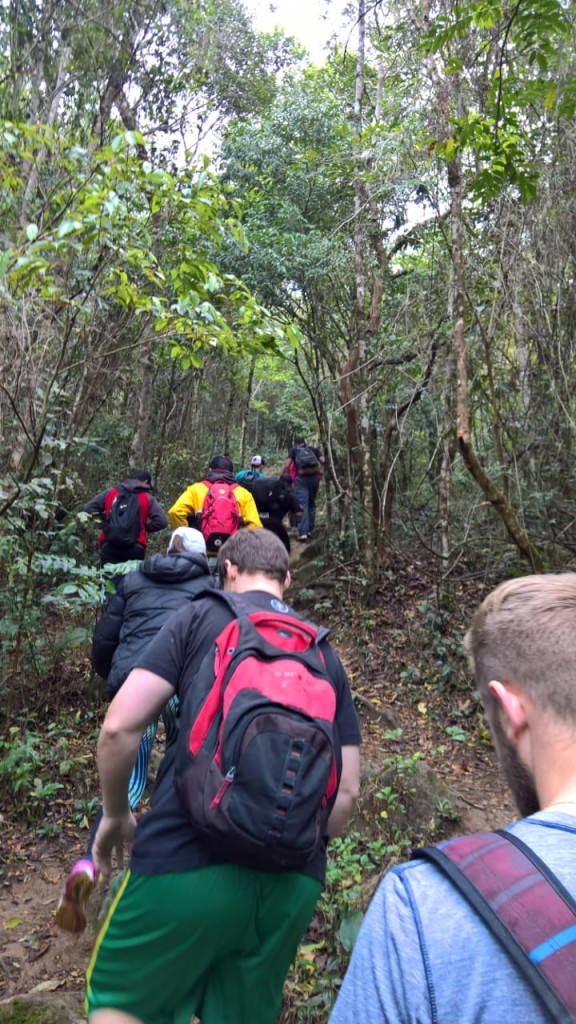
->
[168,456,262,555]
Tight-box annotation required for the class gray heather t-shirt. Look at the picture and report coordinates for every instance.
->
[329,812,576,1023]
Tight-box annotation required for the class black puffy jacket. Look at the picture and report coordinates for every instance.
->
[92,551,213,696]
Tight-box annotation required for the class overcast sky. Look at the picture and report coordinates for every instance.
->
[246,0,351,62]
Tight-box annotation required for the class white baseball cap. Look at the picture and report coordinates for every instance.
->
[251,454,263,466]
[168,527,207,556]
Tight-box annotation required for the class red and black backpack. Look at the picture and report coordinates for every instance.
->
[174,591,339,870]
[102,486,149,547]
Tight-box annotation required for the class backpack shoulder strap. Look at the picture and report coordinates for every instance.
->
[136,490,151,514]
[104,487,120,515]
[413,830,576,1023]
[191,588,241,614]
[191,589,330,644]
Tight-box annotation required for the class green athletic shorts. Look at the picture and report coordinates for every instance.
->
[86,865,322,1024]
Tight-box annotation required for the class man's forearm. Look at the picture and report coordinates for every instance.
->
[328,790,357,837]
[329,745,361,836]
[97,725,141,817]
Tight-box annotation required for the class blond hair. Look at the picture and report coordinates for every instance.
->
[464,573,576,721]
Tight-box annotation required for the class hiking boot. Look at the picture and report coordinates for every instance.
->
[55,859,97,933]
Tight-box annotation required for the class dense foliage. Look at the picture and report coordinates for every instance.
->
[2,0,576,677]
[2,0,576,683]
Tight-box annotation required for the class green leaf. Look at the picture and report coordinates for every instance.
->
[339,910,364,951]
[25,223,38,241]
[4,917,22,930]
[125,130,145,148]
[0,249,12,275]
[57,219,82,238]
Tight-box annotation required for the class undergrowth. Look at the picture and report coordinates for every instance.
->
[0,710,101,832]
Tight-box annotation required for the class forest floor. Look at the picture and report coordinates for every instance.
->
[0,540,514,1021]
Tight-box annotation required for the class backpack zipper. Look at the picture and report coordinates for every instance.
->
[210,766,236,809]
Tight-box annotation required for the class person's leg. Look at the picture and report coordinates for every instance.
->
[87,865,318,1024]
[128,720,158,808]
[86,867,258,1024]
[199,870,321,1024]
[100,544,125,566]
[263,519,290,553]
[207,554,222,588]
[161,695,179,748]
[294,478,310,537]
[90,1012,143,1024]
[277,521,291,553]
[100,543,145,565]
[55,847,99,932]
[308,478,319,534]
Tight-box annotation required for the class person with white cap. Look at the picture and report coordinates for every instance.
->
[235,454,267,486]
[55,528,214,933]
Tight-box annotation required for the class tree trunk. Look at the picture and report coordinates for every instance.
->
[449,150,542,569]
[239,356,256,468]
[351,0,379,589]
[223,374,237,457]
[439,346,456,563]
[130,332,155,467]
[21,45,71,222]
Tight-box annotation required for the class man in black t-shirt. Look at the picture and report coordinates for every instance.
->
[85,529,361,1024]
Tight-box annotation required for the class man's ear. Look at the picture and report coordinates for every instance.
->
[488,680,527,744]
[284,570,291,590]
[223,559,236,585]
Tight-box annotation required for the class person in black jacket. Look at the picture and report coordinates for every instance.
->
[250,474,302,553]
[55,527,213,933]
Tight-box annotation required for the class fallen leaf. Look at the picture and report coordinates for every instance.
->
[29,979,65,993]
[4,917,22,930]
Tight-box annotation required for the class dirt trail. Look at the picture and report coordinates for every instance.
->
[1,750,513,1018]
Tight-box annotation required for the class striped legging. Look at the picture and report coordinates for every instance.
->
[128,695,179,808]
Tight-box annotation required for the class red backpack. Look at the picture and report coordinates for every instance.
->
[200,480,240,555]
[174,592,339,870]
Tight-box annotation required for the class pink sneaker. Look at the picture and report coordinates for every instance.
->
[55,859,97,933]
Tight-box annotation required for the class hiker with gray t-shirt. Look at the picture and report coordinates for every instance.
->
[331,574,576,1024]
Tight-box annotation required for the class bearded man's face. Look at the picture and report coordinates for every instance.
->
[488,710,540,818]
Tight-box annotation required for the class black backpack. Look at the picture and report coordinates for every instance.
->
[294,446,320,475]
[250,477,287,517]
[174,591,338,871]
[102,487,145,547]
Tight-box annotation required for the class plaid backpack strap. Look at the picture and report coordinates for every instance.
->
[414,830,576,1023]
